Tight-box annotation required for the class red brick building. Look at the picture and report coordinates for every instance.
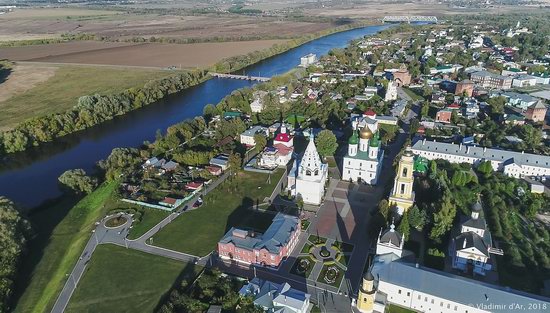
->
[217,213,301,267]
[392,65,411,87]
[455,80,474,97]
[525,101,547,123]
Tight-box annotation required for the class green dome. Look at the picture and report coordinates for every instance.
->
[369,131,380,147]
[348,131,359,145]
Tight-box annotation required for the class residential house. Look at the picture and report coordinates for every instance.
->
[435,109,453,123]
[210,154,230,171]
[240,126,268,147]
[239,278,311,313]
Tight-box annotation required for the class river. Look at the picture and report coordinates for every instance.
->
[0,24,391,208]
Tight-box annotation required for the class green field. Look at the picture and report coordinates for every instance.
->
[65,244,200,313]
[14,181,120,313]
[0,65,171,130]
[127,208,170,240]
[152,170,284,256]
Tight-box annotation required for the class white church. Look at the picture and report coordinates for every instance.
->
[287,136,328,205]
[342,112,384,184]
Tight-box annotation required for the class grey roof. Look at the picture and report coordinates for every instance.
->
[219,213,299,254]
[462,216,487,230]
[380,227,402,247]
[240,278,309,311]
[372,256,550,312]
[454,232,489,256]
[471,70,511,80]
[411,139,550,169]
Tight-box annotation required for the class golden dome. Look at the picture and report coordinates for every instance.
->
[359,125,373,139]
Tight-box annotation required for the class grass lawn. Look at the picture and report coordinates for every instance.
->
[152,170,284,257]
[386,304,417,313]
[402,87,424,101]
[13,181,120,313]
[65,244,200,313]
[336,253,351,268]
[308,234,327,245]
[316,263,344,288]
[290,256,315,278]
[0,65,172,130]
[127,208,170,240]
[301,242,313,254]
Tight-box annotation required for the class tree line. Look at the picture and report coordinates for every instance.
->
[0,198,31,313]
[0,70,208,155]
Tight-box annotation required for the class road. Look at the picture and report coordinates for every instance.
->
[50,170,230,313]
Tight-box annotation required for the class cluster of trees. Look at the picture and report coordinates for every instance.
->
[211,22,366,74]
[0,33,97,47]
[409,158,550,291]
[58,169,98,194]
[0,70,208,155]
[0,198,31,313]
[157,268,262,313]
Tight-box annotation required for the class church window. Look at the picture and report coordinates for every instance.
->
[306,170,311,176]
[418,295,421,300]
[407,292,410,296]
[400,183,405,194]
[402,167,408,177]
[431,299,434,304]
[314,170,319,175]
[398,289,401,294]
[364,298,367,302]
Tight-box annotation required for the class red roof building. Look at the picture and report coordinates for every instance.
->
[185,182,204,191]
[363,109,377,119]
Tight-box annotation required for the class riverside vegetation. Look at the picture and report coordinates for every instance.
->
[0,22,369,156]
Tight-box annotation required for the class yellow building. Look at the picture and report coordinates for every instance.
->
[357,271,376,313]
[388,148,415,214]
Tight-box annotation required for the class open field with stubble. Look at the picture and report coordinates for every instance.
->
[0,7,336,42]
[0,40,288,68]
[0,64,172,130]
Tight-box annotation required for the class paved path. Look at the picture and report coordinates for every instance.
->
[50,171,230,313]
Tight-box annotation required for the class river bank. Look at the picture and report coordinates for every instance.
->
[0,22,374,156]
[0,24,390,209]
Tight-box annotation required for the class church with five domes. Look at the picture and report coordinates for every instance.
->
[342,115,384,184]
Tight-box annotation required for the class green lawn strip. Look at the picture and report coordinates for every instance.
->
[14,181,119,313]
[127,208,170,240]
[65,244,200,313]
[402,87,424,101]
[301,242,313,254]
[152,170,283,257]
[386,304,417,313]
[308,234,327,245]
[0,65,172,130]
[336,252,351,268]
[316,263,344,288]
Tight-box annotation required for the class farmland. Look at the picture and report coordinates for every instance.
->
[0,8,337,42]
[0,40,287,69]
[0,64,171,130]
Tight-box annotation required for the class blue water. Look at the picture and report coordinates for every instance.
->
[0,24,390,208]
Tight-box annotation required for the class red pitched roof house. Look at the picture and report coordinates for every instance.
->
[205,165,222,176]
[185,182,204,191]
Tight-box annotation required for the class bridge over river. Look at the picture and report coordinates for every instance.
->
[209,72,271,82]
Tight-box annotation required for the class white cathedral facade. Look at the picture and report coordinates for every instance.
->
[287,136,328,205]
[342,114,384,184]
